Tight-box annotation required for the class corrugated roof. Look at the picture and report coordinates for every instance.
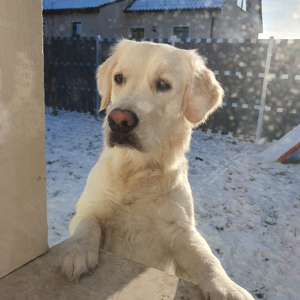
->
[43,0,118,10]
[126,0,226,11]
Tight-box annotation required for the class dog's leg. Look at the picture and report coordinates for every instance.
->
[174,263,189,281]
[170,229,254,300]
[59,215,101,282]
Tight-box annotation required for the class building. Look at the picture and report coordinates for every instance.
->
[43,0,263,39]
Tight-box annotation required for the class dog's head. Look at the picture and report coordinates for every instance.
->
[97,40,223,153]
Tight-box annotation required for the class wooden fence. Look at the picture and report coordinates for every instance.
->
[44,37,300,141]
[44,37,99,114]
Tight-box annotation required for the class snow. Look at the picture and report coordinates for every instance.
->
[46,108,300,300]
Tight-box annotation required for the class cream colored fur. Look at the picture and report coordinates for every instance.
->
[59,40,254,300]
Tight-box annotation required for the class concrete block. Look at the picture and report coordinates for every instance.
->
[0,242,203,299]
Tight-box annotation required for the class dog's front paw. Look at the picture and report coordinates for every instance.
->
[59,234,99,283]
[204,278,254,300]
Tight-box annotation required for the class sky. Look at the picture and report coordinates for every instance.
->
[259,0,300,39]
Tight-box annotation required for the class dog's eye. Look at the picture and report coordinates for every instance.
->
[156,80,171,92]
[114,75,123,84]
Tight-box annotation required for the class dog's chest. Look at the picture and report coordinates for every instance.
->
[102,200,157,245]
[100,199,170,267]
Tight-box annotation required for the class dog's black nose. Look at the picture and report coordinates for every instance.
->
[108,109,138,134]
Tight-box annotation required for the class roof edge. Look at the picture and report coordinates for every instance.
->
[125,0,225,12]
[124,7,222,13]
[43,7,100,14]
[43,0,123,12]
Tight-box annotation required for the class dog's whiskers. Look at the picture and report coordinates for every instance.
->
[153,134,161,145]
[149,152,160,164]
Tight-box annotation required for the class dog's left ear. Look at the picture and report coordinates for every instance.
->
[183,51,224,125]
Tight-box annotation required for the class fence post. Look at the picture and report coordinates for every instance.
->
[95,35,101,115]
[256,36,274,140]
[171,35,177,46]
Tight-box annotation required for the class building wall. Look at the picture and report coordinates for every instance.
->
[43,12,99,37]
[122,10,215,39]
[43,0,133,38]
[214,0,262,39]
[0,0,48,278]
[43,0,262,39]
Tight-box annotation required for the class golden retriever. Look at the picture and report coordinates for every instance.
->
[59,40,254,300]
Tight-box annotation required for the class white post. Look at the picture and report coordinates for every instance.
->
[171,35,177,46]
[256,37,274,140]
[0,0,48,278]
[95,35,101,115]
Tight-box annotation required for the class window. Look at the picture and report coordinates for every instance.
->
[71,22,82,38]
[237,0,251,14]
[43,22,46,36]
[129,27,145,39]
[173,26,189,39]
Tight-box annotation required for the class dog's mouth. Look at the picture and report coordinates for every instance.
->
[108,131,144,152]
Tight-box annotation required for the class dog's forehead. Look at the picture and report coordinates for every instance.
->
[118,42,184,74]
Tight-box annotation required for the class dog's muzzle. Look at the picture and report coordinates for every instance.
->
[107,108,141,150]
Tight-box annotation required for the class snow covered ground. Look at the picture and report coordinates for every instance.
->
[45,108,300,300]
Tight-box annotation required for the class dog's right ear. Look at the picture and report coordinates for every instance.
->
[96,52,118,111]
[96,40,134,111]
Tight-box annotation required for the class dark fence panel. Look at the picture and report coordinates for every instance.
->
[261,39,300,140]
[100,38,119,64]
[44,37,300,141]
[44,37,98,115]
[180,39,268,138]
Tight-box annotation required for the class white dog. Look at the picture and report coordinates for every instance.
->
[59,40,254,300]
